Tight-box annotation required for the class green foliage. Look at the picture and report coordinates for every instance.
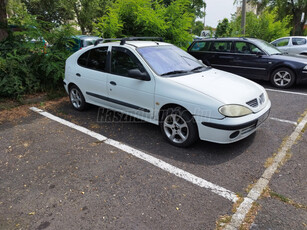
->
[95,0,194,47]
[215,18,231,37]
[229,9,292,41]
[0,2,75,98]
[192,21,204,36]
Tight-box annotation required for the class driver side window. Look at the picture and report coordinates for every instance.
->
[111,47,147,78]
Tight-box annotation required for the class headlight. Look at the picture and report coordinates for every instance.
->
[303,65,307,70]
[219,105,253,117]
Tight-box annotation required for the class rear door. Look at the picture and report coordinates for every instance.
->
[207,40,234,72]
[74,46,109,105]
[231,41,268,80]
[290,37,307,55]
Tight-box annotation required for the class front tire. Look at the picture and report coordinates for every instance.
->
[270,68,295,89]
[69,85,87,111]
[160,107,198,147]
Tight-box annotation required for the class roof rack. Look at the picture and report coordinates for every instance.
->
[94,37,163,46]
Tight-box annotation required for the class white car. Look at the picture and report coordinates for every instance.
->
[271,36,307,56]
[64,38,271,147]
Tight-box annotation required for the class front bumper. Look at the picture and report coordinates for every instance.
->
[195,100,271,144]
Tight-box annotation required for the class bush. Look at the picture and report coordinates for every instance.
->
[0,4,75,98]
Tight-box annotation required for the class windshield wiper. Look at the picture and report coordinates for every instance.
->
[190,66,207,72]
[160,70,188,76]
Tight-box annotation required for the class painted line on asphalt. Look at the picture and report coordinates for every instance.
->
[30,107,238,203]
[269,117,298,126]
[225,110,307,229]
[265,88,307,97]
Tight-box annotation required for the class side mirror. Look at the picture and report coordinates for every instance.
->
[128,69,150,81]
[256,52,264,57]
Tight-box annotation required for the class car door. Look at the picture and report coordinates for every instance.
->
[74,46,109,105]
[231,41,268,80]
[271,38,290,54]
[206,41,234,72]
[290,37,307,55]
[105,46,155,119]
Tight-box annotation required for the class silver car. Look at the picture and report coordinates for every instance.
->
[271,36,307,56]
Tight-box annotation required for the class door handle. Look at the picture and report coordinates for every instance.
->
[76,73,81,77]
[110,81,116,86]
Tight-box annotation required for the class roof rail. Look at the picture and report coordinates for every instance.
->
[94,37,164,46]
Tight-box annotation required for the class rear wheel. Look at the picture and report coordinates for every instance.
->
[160,107,198,147]
[69,85,87,111]
[270,68,295,89]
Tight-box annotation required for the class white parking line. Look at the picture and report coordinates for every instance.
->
[269,117,298,126]
[265,88,307,96]
[30,107,238,203]
[225,111,307,229]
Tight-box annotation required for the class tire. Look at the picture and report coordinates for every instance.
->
[160,107,198,147]
[270,68,295,89]
[69,85,87,111]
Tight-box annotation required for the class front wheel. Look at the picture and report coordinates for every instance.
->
[270,68,295,89]
[160,107,198,147]
[69,85,87,111]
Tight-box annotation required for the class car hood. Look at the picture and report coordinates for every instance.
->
[271,54,307,63]
[169,68,265,106]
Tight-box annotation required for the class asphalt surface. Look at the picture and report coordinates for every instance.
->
[0,82,306,230]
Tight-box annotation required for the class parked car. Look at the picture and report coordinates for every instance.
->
[68,35,100,52]
[64,37,271,147]
[271,36,307,56]
[187,37,307,88]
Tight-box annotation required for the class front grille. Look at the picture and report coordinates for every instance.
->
[246,98,258,107]
[246,93,266,108]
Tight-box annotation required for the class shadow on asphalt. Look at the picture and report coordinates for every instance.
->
[47,101,256,167]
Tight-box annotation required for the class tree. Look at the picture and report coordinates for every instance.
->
[229,9,292,41]
[66,0,115,34]
[192,20,204,36]
[162,0,206,18]
[215,18,231,37]
[95,0,194,47]
[21,0,74,29]
[0,0,8,41]
[247,0,307,35]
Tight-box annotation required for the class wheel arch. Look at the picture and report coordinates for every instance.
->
[158,103,194,122]
[269,64,297,81]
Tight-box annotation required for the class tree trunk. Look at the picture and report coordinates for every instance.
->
[0,0,8,41]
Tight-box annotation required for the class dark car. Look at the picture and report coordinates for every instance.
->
[187,37,307,88]
[68,35,100,52]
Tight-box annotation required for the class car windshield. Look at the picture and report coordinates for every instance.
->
[137,45,205,76]
[252,39,282,55]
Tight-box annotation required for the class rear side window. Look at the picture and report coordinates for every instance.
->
[292,38,306,46]
[77,47,108,72]
[190,41,211,51]
[210,41,232,52]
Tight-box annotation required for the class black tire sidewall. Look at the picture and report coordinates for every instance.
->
[69,85,86,111]
[270,68,295,89]
[160,107,198,147]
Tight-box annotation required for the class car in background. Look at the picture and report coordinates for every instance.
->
[68,35,100,52]
[187,37,307,88]
[271,36,307,56]
[64,37,271,147]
